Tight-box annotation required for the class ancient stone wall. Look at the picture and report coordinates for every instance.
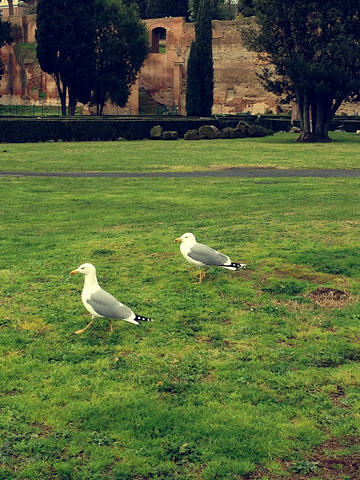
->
[0,15,60,106]
[140,16,279,115]
[4,15,357,116]
[0,14,282,114]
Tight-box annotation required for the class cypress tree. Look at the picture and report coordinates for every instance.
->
[185,41,201,115]
[194,0,213,116]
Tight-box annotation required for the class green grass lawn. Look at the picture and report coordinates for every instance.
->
[0,134,360,479]
[1,131,360,172]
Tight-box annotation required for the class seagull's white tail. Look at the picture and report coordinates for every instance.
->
[125,318,140,325]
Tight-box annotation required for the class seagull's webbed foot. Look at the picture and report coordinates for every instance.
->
[75,320,93,335]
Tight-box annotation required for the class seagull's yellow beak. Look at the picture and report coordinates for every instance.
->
[70,269,79,275]
[174,238,182,243]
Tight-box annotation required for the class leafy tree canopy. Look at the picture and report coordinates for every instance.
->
[0,18,13,48]
[122,0,148,18]
[237,0,255,17]
[244,0,360,141]
[92,0,149,115]
[36,0,97,115]
[189,0,223,20]
[0,18,13,81]
[145,0,189,20]
[122,0,241,21]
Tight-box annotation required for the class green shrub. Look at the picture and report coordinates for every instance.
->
[150,124,163,139]
[248,124,268,137]
[199,125,220,139]
[220,126,236,138]
[184,129,199,140]
[162,131,179,140]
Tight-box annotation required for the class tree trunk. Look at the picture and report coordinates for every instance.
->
[311,98,317,134]
[324,96,346,135]
[295,88,304,132]
[59,91,67,116]
[296,92,332,142]
[53,73,67,115]
[296,132,332,142]
[96,102,105,116]
[68,89,77,116]
[7,0,14,16]
[302,95,311,135]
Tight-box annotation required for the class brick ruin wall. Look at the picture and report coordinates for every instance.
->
[0,15,357,115]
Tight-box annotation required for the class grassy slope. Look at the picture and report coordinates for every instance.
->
[0,135,359,479]
[0,132,360,172]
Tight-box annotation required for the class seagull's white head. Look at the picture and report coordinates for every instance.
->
[174,232,196,244]
[70,263,96,276]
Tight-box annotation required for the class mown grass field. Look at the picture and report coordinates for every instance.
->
[1,131,360,172]
[0,133,360,479]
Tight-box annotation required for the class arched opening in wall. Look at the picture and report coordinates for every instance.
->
[151,27,167,54]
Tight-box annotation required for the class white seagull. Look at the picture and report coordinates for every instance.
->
[70,263,153,334]
[175,232,246,283]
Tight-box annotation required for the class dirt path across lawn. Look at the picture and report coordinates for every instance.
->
[1,168,360,178]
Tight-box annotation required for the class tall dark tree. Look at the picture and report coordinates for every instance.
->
[36,0,97,115]
[0,19,13,83]
[194,0,214,116]
[92,0,149,115]
[186,0,214,116]
[243,0,360,142]
[237,0,255,17]
[146,0,189,19]
[174,0,189,19]
[189,0,222,20]
[185,41,201,115]
[122,0,148,18]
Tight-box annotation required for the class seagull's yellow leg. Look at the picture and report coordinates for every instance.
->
[197,270,206,283]
[109,319,114,333]
[193,270,206,284]
[75,319,93,335]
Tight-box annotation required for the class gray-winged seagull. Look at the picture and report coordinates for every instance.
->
[70,263,153,334]
[175,232,246,283]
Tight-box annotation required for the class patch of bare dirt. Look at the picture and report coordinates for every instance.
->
[244,436,360,479]
[308,287,351,309]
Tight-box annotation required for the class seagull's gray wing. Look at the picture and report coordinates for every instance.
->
[188,243,230,266]
[86,289,134,320]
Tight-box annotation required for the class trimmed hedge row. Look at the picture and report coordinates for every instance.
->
[0,115,358,143]
[0,117,245,143]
